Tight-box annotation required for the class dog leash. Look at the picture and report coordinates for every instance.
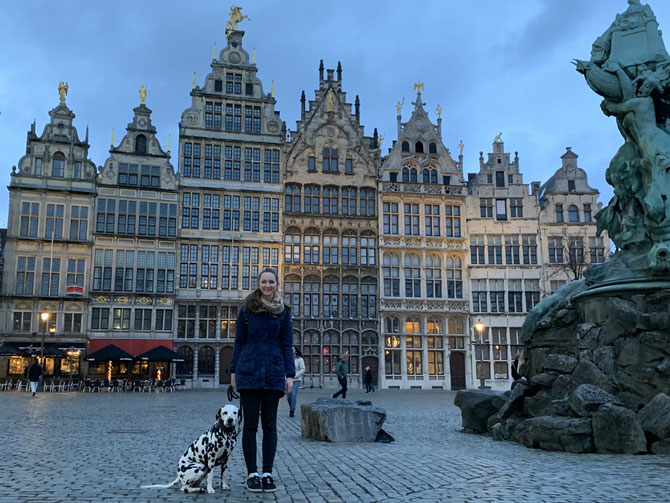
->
[227,385,239,402]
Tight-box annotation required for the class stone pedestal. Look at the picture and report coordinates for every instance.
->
[301,398,387,442]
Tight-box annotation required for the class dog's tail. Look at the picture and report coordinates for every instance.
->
[141,477,179,489]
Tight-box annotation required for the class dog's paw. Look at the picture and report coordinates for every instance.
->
[220,482,230,490]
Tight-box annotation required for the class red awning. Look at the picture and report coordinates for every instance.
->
[87,339,173,357]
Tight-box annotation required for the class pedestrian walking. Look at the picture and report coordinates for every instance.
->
[231,268,295,493]
[28,361,43,397]
[289,347,305,417]
[511,352,522,390]
[364,365,374,393]
[332,355,349,399]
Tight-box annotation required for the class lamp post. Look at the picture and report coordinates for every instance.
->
[40,312,49,366]
[474,319,487,389]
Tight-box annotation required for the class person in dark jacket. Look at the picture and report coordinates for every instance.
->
[364,366,374,393]
[231,268,295,494]
[332,355,349,398]
[511,353,521,389]
[28,361,43,396]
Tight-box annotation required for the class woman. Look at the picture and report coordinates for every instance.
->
[364,366,374,393]
[231,268,295,493]
[289,347,305,417]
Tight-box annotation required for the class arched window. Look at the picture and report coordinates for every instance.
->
[426,255,442,298]
[176,346,194,377]
[284,229,301,264]
[303,276,320,317]
[359,188,375,216]
[323,230,339,265]
[198,346,215,374]
[360,232,376,266]
[360,277,377,319]
[342,188,357,216]
[401,141,410,152]
[448,318,465,334]
[427,317,443,334]
[383,253,400,297]
[423,169,430,184]
[415,141,424,153]
[285,184,301,213]
[429,143,437,154]
[52,152,65,178]
[385,316,400,333]
[342,277,358,318]
[305,185,320,213]
[341,232,358,265]
[402,168,410,182]
[323,277,339,317]
[405,317,421,334]
[303,230,320,265]
[404,254,421,297]
[135,134,147,155]
[430,169,438,184]
[446,256,463,299]
[410,168,417,183]
[568,205,580,222]
[284,275,301,316]
[323,186,338,215]
[302,330,321,374]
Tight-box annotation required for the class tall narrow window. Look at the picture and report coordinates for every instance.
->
[135,134,147,154]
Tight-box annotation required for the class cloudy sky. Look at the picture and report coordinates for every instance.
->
[2,0,670,227]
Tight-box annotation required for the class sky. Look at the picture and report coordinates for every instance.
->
[2,0,670,228]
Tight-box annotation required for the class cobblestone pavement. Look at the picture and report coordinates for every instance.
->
[1,388,667,502]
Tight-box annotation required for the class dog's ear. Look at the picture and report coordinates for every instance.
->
[216,408,223,422]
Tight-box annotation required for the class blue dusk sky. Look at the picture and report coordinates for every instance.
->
[2,0,670,227]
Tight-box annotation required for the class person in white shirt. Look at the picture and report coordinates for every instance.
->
[289,347,305,417]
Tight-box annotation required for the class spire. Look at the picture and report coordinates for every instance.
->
[300,90,306,116]
[111,128,114,147]
[213,42,217,60]
[271,81,275,98]
[253,47,256,64]
[411,82,425,109]
[192,72,196,90]
[355,95,360,123]
[167,134,171,153]
[372,128,378,149]
[319,59,324,81]
[85,125,89,143]
[337,61,342,81]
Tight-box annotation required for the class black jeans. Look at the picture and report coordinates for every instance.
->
[333,376,347,398]
[239,389,283,475]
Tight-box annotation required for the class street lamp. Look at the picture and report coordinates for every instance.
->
[40,312,49,366]
[474,319,487,389]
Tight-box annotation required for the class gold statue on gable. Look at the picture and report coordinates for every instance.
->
[413,81,424,93]
[395,98,404,114]
[494,132,503,143]
[225,6,250,38]
[458,140,464,155]
[325,89,336,112]
[58,81,68,104]
[139,85,147,105]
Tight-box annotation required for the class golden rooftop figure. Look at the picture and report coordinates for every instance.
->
[493,132,503,143]
[139,85,147,105]
[458,140,464,155]
[225,6,250,38]
[395,98,404,114]
[413,81,424,93]
[58,81,68,104]
[436,104,442,118]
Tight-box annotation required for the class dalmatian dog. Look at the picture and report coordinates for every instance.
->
[142,404,241,493]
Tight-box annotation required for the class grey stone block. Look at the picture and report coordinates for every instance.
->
[515,416,594,453]
[572,360,609,388]
[593,403,647,454]
[453,389,504,434]
[530,372,557,389]
[651,438,670,454]
[300,398,386,442]
[568,384,620,417]
[637,393,670,440]
[543,354,578,374]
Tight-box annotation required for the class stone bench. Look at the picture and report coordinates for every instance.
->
[301,397,387,442]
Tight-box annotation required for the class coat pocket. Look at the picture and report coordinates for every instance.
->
[268,355,284,377]
[237,354,255,376]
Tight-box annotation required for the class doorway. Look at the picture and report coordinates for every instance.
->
[361,356,379,386]
[219,347,233,385]
[449,351,466,390]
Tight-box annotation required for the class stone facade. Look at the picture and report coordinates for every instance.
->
[378,91,469,390]
[0,97,97,377]
[283,61,380,390]
[175,30,285,388]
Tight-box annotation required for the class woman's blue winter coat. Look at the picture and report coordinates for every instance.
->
[230,306,295,391]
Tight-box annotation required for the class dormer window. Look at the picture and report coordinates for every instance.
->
[415,141,424,153]
[135,134,147,155]
[429,143,437,154]
[401,141,409,152]
[568,180,576,192]
[496,171,505,188]
[52,152,65,178]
